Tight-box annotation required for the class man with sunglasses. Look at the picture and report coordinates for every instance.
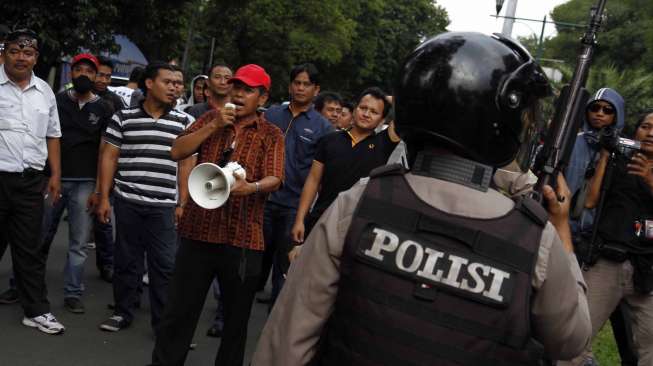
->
[564,88,636,366]
[0,29,65,334]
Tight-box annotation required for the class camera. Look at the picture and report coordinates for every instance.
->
[600,129,642,159]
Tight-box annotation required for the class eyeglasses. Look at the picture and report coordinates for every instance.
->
[588,103,615,115]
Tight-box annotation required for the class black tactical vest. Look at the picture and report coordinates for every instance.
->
[315,165,548,366]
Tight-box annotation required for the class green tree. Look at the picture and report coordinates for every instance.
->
[4,0,196,79]
[545,0,653,73]
[193,0,448,100]
[324,0,449,99]
[3,0,120,77]
[542,0,653,128]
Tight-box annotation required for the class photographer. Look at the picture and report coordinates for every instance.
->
[560,111,653,365]
[564,89,637,366]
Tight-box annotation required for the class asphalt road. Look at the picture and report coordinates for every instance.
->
[0,220,270,366]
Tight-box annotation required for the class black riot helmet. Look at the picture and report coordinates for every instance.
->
[394,32,551,171]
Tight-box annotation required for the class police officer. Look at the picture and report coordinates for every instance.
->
[252,32,592,365]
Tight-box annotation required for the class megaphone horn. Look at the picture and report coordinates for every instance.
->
[188,162,246,209]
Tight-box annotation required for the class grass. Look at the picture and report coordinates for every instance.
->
[593,323,621,365]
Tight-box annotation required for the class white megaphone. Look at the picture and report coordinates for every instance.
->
[188,162,246,209]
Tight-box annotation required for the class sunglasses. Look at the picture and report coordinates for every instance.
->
[588,103,615,115]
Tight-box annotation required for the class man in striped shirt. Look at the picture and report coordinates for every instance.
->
[95,62,194,333]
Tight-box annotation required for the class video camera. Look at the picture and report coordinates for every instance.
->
[599,128,641,159]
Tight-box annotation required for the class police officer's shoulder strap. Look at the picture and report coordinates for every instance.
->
[369,163,406,178]
[513,196,548,227]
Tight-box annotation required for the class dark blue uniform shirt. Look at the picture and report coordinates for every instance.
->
[264,104,333,208]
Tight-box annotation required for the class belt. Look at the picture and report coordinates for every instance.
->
[0,168,44,178]
[600,244,629,263]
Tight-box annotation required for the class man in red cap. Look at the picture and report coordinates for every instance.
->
[151,64,285,366]
[39,52,113,314]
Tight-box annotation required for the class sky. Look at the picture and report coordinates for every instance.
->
[437,0,570,40]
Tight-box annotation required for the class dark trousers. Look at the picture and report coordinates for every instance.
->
[94,192,114,271]
[152,238,262,366]
[263,201,296,308]
[0,171,50,317]
[611,302,638,366]
[112,197,176,329]
[94,215,114,270]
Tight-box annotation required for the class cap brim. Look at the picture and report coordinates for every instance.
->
[228,76,267,90]
[72,59,99,70]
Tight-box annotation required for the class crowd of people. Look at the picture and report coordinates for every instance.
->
[1,27,653,366]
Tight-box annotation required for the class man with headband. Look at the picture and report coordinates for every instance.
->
[0,29,65,334]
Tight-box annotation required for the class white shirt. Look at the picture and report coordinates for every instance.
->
[0,65,61,172]
[108,86,134,107]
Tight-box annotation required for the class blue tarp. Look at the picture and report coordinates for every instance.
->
[59,35,148,89]
[103,35,148,80]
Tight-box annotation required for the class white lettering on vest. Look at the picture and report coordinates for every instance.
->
[416,248,445,281]
[362,227,513,304]
[364,228,399,261]
[483,268,511,302]
[460,263,491,293]
[441,254,469,288]
[396,240,424,272]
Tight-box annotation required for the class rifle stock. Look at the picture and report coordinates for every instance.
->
[532,0,608,201]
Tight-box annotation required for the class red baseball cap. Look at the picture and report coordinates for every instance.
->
[71,53,99,71]
[228,64,271,91]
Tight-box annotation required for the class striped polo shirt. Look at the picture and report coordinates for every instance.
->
[103,106,194,207]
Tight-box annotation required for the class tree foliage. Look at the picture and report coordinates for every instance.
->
[3,0,448,100]
[191,0,449,100]
[542,0,653,127]
[546,0,653,72]
[3,0,195,77]
[3,0,120,76]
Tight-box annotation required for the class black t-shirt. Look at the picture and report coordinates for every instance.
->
[55,90,113,179]
[97,89,126,115]
[312,128,398,216]
[598,155,653,252]
[186,102,212,119]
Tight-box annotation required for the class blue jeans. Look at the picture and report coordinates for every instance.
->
[42,180,95,299]
[112,197,177,329]
[263,201,296,309]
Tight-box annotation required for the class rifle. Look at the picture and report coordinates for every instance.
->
[532,0,608,200]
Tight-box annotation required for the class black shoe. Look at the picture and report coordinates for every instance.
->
[64,297,85,314]
[99,315,129,332]
[100,267,114,283]
[0,288,19,304]
[206,324,223,338]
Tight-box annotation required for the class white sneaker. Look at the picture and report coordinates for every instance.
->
[22,313,65,334]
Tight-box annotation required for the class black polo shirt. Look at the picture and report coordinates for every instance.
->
[55,90,113,179]
[312,128,398,215]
